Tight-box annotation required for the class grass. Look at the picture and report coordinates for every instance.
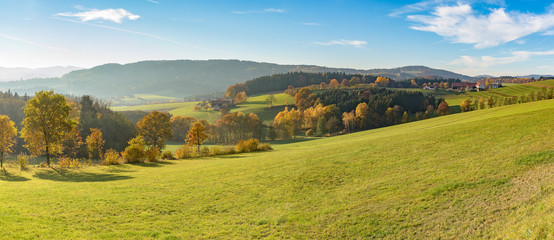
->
[443,81,552,106]
[111,93,294,123]
[1,99,553,239]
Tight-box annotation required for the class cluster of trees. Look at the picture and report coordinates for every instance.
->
[477,77,551,84]
[225,72,464,100]
[460,88,554,112]
[226,72,378,99]
[398,78,460,89]
[272,87,444,139]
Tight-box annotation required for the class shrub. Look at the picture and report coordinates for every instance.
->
[257,143,273,151]
[146,147,160,162]
[210,145,224,156]
[102,149,121,165]
[124,136,146,163]
[175,145,195,159]
[200,146,211,157]
[17,154,29,171]
[223,146,236,154]
[161,150,175,160]
[71,159,80,168]
[57,157,72,168]
[124,145,146,163]
[236,138,261,153]
[305,129,314,137]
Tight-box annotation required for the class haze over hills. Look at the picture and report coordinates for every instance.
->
[0,66,82,82]
[0,59,495,99]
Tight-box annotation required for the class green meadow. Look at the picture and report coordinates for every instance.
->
[1,99,552,239]
[112,93,294,123]
[443,80,553,105]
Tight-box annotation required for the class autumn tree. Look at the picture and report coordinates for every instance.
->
[329,79,340,88]
[86,128,105,160]
[342,111,356,133]
[355,102,369,129]
[460,98,473,112]
[21,90,75,166]
[137,111,173,150]
[375,76,390,87]
[266,94,277,108]
[234,91,248,104]
[402,111,409,123]
[487,96,496,108]
[171,116,197,142]
[437,101,449,116]
[186,122,209,150]
[0,115,17,168]
[273,107,303,139]
[479,97,486,109]
[294,88,315,110]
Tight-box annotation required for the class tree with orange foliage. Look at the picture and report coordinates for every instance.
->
[0,115,17,168]
[186,122,209,151]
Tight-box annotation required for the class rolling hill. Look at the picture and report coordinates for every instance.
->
[1,99,552,239]
[0,60,473,101]
[0,66,82,82]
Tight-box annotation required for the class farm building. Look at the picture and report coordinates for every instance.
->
[452,82,477,91]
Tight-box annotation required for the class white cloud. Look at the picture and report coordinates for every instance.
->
[451,50,554,68]
[406,3,554,48]
[232,8,285,14]
[146,0,159,4]
[56,8,140,23]
[302,22,321,26]
[314,39,367,47]
[390,0,505,17]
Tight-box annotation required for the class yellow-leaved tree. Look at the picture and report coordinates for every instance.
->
[21,90,75,166]
[0,115,18,168]
[86,128,105,160]
[186,122,209,151]
[137,111,173,150]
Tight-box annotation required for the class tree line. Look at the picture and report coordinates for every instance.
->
[272,87,446,139]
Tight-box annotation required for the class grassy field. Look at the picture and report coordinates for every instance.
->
[443,80,554,106]
[112,93,294,123]
[1,99,553,239]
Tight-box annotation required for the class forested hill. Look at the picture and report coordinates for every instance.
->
[0,60,473,98]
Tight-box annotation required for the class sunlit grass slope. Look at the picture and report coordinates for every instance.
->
[2,100,553,239]
[444,81,552,106]
[112,93,294,123]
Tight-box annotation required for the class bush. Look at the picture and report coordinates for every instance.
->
[71,159,80,168]
[223,146,236,154]
[124,144,146,163]
[305,129,314,137]
[57,157,72,168]
[236,138,272,153]
[210,145,225,156]
[102,149,121,165]
[200,146,211,157]
[175,145,196,159]
[17,154,29,171]
[161,150,175,160]
[146,147,160,162]
[58,157,80,168]
[236,138,261,153]
[257,143,273,151]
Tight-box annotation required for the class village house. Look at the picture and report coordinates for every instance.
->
[451,82,477,91]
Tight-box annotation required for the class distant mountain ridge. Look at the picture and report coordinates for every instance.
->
[0,66,82,82]
[0,60,474,98]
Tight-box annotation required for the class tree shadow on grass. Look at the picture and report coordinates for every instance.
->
[0,168,30,182]
[33,168,133,182]
[130,161,175,168]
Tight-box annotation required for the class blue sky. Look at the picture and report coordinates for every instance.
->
[1,0,554,76]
